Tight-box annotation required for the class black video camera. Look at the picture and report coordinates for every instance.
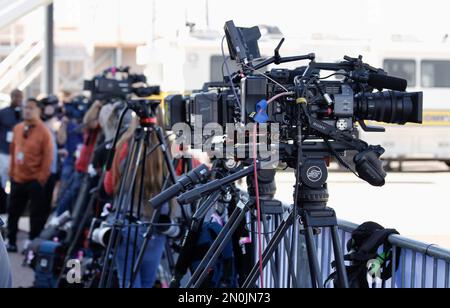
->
[39,95,61,121]
[164,83,237,131]
[84,66,160,101]
[164,21,424,186]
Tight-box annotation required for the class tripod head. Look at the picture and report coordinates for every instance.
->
[106,99,163,171]
[127,99,162,128]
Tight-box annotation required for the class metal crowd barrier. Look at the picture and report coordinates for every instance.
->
[254,209,450,288]
[337,220,450,288]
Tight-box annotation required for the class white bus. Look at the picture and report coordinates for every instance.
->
[362,41,450,166]
[138,29,450,166]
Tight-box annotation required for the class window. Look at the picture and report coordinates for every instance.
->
[421,60,450,88]
[210,55,239,82]
[383,59,416,88]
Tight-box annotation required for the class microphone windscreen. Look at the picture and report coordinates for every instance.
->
[368,74,408,91]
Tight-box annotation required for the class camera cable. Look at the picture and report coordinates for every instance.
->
[252,124,264,288]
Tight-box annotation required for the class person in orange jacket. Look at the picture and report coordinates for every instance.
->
[6,98,54,253]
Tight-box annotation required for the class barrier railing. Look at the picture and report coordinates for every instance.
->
[255,209,450,288]
[337,220,450,288]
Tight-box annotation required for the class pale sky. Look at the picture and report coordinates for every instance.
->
[50,0,450,43]
[152,0,450,40]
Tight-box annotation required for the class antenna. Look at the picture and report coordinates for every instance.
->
[205,0,210,29]
[274,38,285,64]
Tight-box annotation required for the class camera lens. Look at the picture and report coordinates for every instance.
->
[355,91,423,124]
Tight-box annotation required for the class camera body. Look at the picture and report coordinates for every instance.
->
[84,66,160,101]
[163,20,423,187]
[39,95,61,121]
[164,63,422,144]
[237,66,423,142]
[164,85,236,131]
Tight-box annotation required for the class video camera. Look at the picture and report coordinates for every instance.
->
[164,85,236,131]
[84,66,161,101]
[164,20,423,186]
[64,95,91,122]
[39,95,61,121]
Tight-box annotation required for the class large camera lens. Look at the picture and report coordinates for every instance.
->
[355,91,423,124]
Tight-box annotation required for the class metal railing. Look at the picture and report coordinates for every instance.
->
[254,209,450,288]
[336,220,450,288]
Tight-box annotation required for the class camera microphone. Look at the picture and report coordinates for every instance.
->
[134,86,161,97]
[150,164,210,209]
[368,73,408,92]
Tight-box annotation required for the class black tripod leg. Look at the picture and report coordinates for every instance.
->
[164,240,176,272]
[282,227,298,288]
[122,176,139,287]
[242,211,295,288]
[129,130,151,287]
[129,126,177,287]
[170,191,222,287]
[188,203,249,288]
[105,227,124,288]
[304,226,323,288]
[129,208,161,288]
[98,137,141,288]
[260,213,280,288]
[56,178,102,287]
[330,226,349,288]
[109,135,145,288]
[156,126,177,183]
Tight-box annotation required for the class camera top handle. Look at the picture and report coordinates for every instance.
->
[251,38,316,71]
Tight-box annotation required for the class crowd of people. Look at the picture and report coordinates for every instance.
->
[0,89,84,252]
[0,89,123,252]
[0,87,181,288]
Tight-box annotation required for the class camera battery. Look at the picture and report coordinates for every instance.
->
[190,92,219,128]
[164,94,187,130]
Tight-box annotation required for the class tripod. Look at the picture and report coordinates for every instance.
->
[167,161,291,288]
[98,100,177,288]
[242,157,349,288]
[172,150,349,288]
[185,193,297,289]
[55,135,117,287]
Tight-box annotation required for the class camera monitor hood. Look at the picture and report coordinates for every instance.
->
[224,20,262,64]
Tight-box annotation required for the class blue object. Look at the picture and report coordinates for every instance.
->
[0,106,21,154]
[55,171,84,216]
[115,225,166,288]
[190,221,237,288]
[63,122,84,168]
[253,100,269,124]
[34,241,63,288]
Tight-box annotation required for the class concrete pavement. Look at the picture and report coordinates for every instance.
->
[274,162,450,247]
[4,161,450,287]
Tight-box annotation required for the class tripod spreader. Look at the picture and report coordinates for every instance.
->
[150,164,210,209]
[176,162,268,205]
